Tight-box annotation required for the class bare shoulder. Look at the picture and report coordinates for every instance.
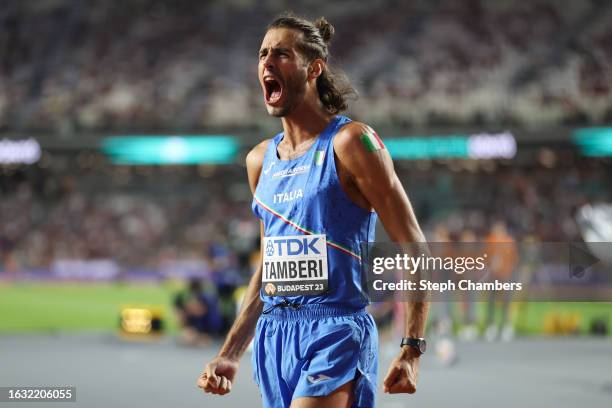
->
[246,139,271,192]
[334,120,385,159]
[246,139,270,169]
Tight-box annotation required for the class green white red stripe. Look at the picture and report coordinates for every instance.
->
[314,150,325,166]
[360,127,384,152]
[254,195,361,261]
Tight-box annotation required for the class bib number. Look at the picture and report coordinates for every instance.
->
[262,234,328,296]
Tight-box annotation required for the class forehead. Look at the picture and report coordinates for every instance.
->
[260,28,302,50]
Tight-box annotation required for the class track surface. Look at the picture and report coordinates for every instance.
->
[1,334,611,408]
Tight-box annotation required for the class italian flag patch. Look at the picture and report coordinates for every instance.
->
[314,150,325,166]
[360,128,385,152]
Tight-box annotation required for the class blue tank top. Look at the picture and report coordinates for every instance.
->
[252,115,377,309]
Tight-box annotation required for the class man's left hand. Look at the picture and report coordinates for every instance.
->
[382,351,419,394]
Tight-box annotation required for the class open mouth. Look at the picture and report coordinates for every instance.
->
[263,76,283,105]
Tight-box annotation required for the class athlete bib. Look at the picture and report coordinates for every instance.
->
[262,234,329,296]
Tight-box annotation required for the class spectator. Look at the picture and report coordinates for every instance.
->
[173,278,222,346]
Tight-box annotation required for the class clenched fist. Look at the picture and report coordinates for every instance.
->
[383,353,419,394]
[197,356,239,396]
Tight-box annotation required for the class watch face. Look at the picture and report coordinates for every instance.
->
[419,339,427,354]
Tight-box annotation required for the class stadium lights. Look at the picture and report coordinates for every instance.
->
[98,133,519,164]
[572,127,612,157]
[0,138,41,164]
[385,132,516,160]
[101,135,239,165]
[467,132,516,159]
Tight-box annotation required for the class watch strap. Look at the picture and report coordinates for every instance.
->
[400,337,425,354]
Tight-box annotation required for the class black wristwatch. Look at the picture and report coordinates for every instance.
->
[400,337,427,355]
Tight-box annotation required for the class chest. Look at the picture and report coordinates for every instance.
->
[258,160,323,209]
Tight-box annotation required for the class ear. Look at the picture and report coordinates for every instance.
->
[308,59,325,81]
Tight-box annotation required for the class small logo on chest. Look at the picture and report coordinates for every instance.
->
[263,161,276,175]
[273,189,303,204]
[272,164,310,178]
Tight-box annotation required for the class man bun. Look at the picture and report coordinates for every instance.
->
[315,17,334,44]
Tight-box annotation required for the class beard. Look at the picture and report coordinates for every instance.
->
[266,72,307,117]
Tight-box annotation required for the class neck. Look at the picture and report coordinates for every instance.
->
[280,97,335,148]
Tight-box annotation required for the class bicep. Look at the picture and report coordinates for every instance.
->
[351,147,398,201]
[368,174,424,243]
[246,141,268,194]
[339,129,424,242]
[353,157,419,239]
[251,222,264,280]
[246,159,261,194]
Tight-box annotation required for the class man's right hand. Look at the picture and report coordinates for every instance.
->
[197,356,239,396]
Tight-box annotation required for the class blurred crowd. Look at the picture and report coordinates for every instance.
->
[1,0,611,133]
[1,152,611,276]
[401,159,612,242]
[0,155,260,276]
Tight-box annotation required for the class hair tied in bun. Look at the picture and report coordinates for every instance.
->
[315,17,334,44]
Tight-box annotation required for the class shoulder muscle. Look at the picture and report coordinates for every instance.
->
[335,121,384,156]
[334,122,394,187]
[246,139,271,194]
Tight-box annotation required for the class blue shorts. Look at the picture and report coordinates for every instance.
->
[252,304,378,408]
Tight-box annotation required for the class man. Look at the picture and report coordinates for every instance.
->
[173,278,222,345]
[484,220,518,341]
[197,14,429,408]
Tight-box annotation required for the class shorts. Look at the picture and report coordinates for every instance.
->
[252,303,378,408]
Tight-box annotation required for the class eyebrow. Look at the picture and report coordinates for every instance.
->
[259,46,292,55]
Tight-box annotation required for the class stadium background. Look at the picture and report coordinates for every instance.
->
[1,0,612,407]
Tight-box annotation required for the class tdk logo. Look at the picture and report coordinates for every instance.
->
[268,237,321,256]
[265,240,275,257]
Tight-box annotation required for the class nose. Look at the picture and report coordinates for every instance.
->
[261,54,275,71]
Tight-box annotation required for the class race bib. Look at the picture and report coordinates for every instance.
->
[262,234,329,296]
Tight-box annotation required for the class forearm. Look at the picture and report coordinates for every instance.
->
[379,183,430,341]
[403,300,429,338]
[398,213,429,341]
[218,265,263,361]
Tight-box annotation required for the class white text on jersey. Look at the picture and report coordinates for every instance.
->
[273,189,303,204]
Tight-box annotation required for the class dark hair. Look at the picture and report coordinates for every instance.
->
[268,14,356,114]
